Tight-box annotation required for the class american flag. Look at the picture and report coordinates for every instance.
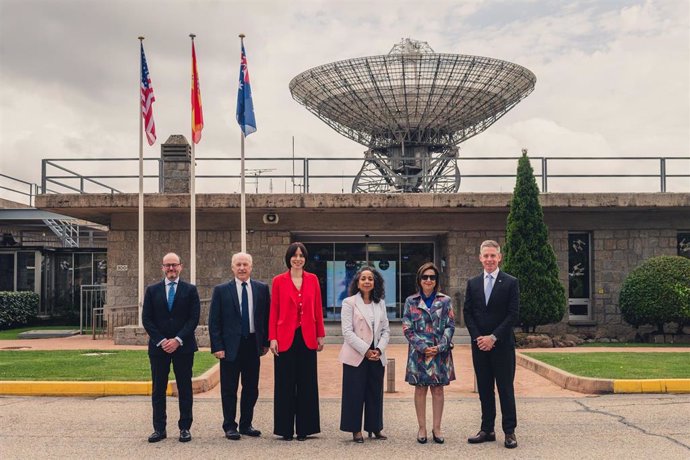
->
[140,43,156,146]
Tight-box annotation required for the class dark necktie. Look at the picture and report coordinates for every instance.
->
[241,282,249,338]
[167,282,176,311]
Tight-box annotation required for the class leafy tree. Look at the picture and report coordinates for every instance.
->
[619,256,690,333]
[503,149,566,332]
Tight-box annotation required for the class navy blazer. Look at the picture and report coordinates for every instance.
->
[463,270,520,348]
[142,279,201,356]
[208,278,270,361]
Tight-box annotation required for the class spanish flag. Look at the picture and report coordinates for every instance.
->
[191,40,203,144]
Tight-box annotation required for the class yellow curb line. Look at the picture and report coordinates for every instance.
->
[517,352,690,394]
[0,364,220,397]
[613,379,690,394]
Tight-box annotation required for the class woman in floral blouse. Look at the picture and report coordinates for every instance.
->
[402,262,455,445]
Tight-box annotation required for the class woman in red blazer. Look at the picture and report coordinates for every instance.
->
[269,242,326,441]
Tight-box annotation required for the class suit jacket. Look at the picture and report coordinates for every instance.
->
[208,278,270,361]
[269,270,326,352]
[338,292,390,367]
[463,270,520,348]
[142,279,201,356]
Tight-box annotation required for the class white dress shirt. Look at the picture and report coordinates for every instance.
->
[235,278,255,333]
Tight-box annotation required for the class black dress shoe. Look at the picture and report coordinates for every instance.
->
[148,431,167,443]
[239,426,261,437]
[505,433,518,449]
[432,430,445,444]
[179,429,192,442]
[353,432,364,443]
[368,431,387,440]
[296,435,307,441]
[417,429,427,444]
[467,431,496,444]
[281,435,293,441]
[225,429,241,440]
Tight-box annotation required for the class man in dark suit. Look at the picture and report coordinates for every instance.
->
[463,240,520,449]
[142,252,200,443]
[208,252,270,440]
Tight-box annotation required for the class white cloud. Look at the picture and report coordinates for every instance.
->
[1,0,688,199]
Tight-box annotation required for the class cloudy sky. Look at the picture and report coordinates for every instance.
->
[1,0,688,199]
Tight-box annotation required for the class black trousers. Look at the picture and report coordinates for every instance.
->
[149,351,194,432]
[273,328,320,437]
[471,343,517,434]
[340,359,385,433]
[220,334,261,432]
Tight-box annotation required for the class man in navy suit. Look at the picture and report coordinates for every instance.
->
[208,252,270,440]
[142,252,200,443]
[464,240,520,449]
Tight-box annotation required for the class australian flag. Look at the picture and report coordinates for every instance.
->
[236,42,256,136]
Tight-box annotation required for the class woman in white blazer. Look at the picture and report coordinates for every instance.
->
[339,266,391,443]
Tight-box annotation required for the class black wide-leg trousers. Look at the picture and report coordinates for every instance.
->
[339,358,385,433]
[273,328,320,437]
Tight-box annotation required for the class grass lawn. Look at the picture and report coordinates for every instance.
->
[578,342,690,348]
[0,350,217,381]
[0,326,80,340]
[523,352,690,379]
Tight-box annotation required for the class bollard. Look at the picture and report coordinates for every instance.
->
[386,358,396,393]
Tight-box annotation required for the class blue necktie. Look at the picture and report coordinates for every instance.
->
[485,274,493,305]
[241,282,250,338]
[167,282,176,311]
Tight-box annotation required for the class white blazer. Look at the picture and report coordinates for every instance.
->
[338,292,390,367]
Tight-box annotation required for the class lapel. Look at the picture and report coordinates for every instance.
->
[250,280,260,321]
[353,293,375,334]
[414,294,432,318]
[158,281,168,310]
[228,279,241,315]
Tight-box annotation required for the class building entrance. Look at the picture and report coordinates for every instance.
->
[303,240,434,320]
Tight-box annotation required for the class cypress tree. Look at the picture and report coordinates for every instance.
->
[503,149,566,332]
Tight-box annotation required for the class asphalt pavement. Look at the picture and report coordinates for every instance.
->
[1,394,689,459]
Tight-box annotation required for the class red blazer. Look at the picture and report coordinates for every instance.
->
[269,271,326,352]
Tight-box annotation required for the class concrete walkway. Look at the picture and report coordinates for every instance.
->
[1,336,689,396]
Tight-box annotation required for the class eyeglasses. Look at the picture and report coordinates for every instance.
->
[420,274,437,281]
[162,263,180,269]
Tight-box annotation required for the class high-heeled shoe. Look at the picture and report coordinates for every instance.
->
[352,432,364,443]
[367,431,387,440]
[432,430,445,444]
[417,428,427,444]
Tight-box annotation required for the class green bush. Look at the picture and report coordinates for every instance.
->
[619,256,690,333]
[0,292,40,330]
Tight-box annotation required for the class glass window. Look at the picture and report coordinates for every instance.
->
[678,232,690,259]
[0,253,14,291]
[303,240,434,320]
[400,243,434,300]
[305,243,333,318]
[93,253,107,285]
[368,243,400,316]
[16,252,35,292]
[568,233,591,319]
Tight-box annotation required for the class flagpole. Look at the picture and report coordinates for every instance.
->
[189,34,197,284]
[137,36,145,327]
[239,34,247,253]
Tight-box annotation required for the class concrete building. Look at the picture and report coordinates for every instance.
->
[36,189,690,341]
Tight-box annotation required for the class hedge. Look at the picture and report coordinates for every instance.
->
[0,291,39,330]
[619,256,690,333]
